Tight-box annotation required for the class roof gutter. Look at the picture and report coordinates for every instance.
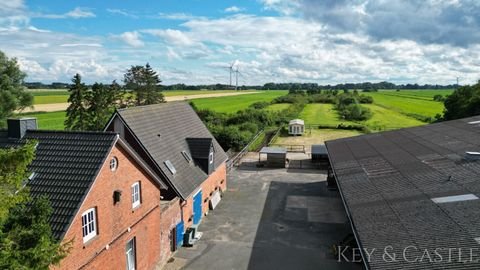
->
[325,142,371,270]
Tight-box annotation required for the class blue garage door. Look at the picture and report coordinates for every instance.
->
[176,221,184,248]
[193,190,202,225]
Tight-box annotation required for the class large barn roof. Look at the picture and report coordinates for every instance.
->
[326,115,480,269]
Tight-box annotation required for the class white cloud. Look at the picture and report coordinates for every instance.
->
[224,6,244,13]
[106,8,138,19]
[35,7,95,19]
[155,12,205,21]
[142,29,196,46]
[117,31,144,47]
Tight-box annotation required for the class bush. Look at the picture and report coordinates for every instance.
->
[432,94,445,102]
[249,101,270,109]
[340,104,372,121]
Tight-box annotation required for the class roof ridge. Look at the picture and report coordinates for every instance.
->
[117,101,186,112]
[27,130,118,136]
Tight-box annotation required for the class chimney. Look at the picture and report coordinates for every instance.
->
[7,118,37,139]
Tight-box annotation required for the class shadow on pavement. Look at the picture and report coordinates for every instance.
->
[247,180,363,270]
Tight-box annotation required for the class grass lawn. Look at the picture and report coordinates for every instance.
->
[360,104,425,130]
[266,103,290,112]
[192,90,288,113]
[273,128,362,146]
[16,111,66,130]
[365,91,447,118]
[299,104,356,126]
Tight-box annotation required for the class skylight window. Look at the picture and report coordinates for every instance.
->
[431,194,478,204]
[182,151,192,163]
[164,160,177,175]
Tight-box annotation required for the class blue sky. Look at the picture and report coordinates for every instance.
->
[1,0,479,85]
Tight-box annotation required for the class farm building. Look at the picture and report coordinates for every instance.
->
[326,115,480,269]
[288,119,305,135]
[105,102,228,266]
[0,102,228,270]
[259,146,287,168]
[0,118,167,270]
[311,144,328,161]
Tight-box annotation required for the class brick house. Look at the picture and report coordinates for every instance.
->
[105,102,228,265]
[0,118,168,270]
[0,102,227,269]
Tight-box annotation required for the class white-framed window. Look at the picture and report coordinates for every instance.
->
[209,152,214,164]
[110,157,118,171]
[126,237,136,270]
[82,208,97,243]
[131,182,141,208]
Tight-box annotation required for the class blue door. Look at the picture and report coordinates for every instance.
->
[193,190,202,225]
[176,221,184,248]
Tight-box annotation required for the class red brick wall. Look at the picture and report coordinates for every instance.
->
[158,199,182,269]
[55,144,162,270]
[181,162,227,228]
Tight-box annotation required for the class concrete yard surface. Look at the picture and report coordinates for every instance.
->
[166,166,363,270]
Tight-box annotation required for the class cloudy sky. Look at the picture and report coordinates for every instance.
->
[1,0,479,85]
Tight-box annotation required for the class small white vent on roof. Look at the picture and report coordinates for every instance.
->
[466,151,480,161]
[164,160,177,175]
[431,194,478,204]
[468,120,480,125]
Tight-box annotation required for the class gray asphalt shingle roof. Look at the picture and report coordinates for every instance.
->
[0,130,117,239]
[326,116,480,269]
[114,102,228,199]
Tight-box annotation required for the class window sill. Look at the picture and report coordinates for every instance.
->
[131,204,141,212]
[82,234,98,248]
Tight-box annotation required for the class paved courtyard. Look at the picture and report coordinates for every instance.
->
[164,164,363,270]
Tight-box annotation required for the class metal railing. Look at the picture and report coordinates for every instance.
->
[269,144,306,153]
[226,129,264,172]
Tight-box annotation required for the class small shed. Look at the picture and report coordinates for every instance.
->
[311,144,328,161]
[288,119,305,136]
[259,147,287,168]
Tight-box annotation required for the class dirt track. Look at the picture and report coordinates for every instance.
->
[19,91,259,113]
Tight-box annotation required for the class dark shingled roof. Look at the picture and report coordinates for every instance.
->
[0,130,117,239]
[326,116,480,269]
[114,102,228,199]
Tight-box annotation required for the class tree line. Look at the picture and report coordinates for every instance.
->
[65,63,165,131]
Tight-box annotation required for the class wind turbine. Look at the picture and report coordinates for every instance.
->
[228,61,235,87]
[234,65,244,91]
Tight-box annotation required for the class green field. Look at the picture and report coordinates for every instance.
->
[191,90,288,113]
[300,104,356,126]
[29,89,258,104]
[362,104,424,130]
[298,90,449,131]
[17,111,66,130]
[364,90,451,118]
[266,103,291,112]
[20,89,452,133]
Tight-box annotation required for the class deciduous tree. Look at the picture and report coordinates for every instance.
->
[0,51,33,126]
